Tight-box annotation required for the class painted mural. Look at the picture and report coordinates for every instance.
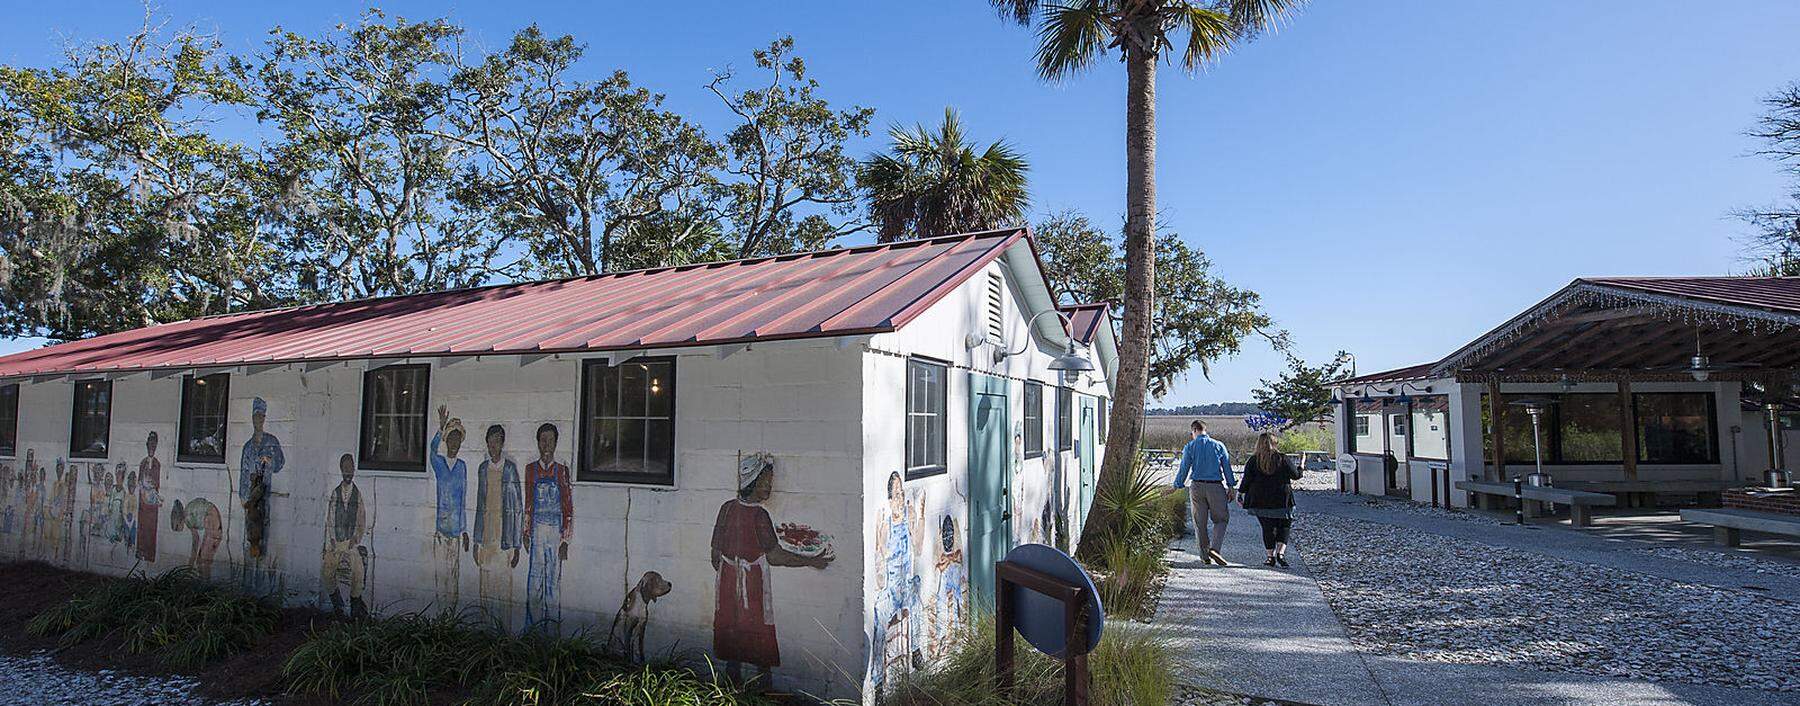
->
[320,453,371,618]
[239,397,283,595]
[931,514,967,645]
[871,471,925,685]
[866,468,973,691]
[607,570,673,663]
[137,432,161,563]
[711,452,834,686]
[473,423,523,622]
[0,460,13,539]
[170,496,224,579]
[23,451,39,556]
[430,406,470,607]
[523,423,572,633]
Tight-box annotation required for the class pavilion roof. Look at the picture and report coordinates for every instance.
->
[1430,277,1800,381]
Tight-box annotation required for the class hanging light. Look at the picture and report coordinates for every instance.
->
[1689,354,1711,382]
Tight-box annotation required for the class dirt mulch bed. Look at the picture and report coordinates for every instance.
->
[0,560,338,705]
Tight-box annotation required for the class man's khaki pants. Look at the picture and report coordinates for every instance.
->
[1189,483,1230,553]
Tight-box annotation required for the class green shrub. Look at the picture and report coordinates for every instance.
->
[26,565,278,668]
[878,615,1173,706]
[1082,461,1186,619]
[1275,424,1332,454]
[284,608,768,706]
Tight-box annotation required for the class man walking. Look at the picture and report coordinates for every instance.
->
[1171,420,1236,566]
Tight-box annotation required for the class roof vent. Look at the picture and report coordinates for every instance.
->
[985,272,1005,345]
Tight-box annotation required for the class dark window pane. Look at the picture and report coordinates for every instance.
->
[70,380,112,458]
[645,362,672,417]
[1637,393,1716,464]
[620,363,648,417]
[1056,387,1072,452]
[360,365,429,470]
[179,374,230,462]
[1023,383,1043,457]
[580,358,675,484]
[1558,394,1622,463]
[617,418,647,472]
[0,384,17,456]
[1497,396,1540,464]
[906,359,948,477]
[645,420,673,477]
[598,363,619,417]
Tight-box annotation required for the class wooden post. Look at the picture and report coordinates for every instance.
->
[996,561,1016,697]
[1487,379,1506,481]
[1619,377,1638,481]
[995,561,1092,706]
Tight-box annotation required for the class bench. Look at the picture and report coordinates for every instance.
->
[1455,480,1618,526]
[1680,508,1800,547]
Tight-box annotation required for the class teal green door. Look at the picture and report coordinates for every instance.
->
[1077,396,1098,532]
[967,373,1011,609]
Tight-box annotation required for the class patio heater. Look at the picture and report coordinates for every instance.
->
[1764,401,1792,489]
[1508,397,1557,488]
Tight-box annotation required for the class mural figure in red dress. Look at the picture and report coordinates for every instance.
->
[710,453,833,688]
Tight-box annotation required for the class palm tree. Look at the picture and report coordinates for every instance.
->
[989,0,1303,555]
[859,108,1030,242]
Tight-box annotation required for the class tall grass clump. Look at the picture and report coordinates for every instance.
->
[1083,460,1186,619]
[283,608,769,706]
[878,615,1173,706]
[25,565,279,668]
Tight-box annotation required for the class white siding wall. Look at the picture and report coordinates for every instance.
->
[858,258,1110,697]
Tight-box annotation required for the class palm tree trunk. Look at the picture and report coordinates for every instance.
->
[1076,44,1157,558]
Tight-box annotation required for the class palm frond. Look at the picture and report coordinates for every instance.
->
[989,0,1044,26]
[1035,0,1112,80]
[1225,0,1306,37]
[1172,5,1234,72]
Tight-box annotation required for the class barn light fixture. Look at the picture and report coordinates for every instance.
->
[975,309,1095,379]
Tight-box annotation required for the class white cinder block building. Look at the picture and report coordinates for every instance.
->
[0,228,1115,700]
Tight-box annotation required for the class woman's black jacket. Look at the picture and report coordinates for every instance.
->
[1238,453,1303,510]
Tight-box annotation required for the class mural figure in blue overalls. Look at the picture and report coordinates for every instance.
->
[871,471,924,686]
[523,423,572,634]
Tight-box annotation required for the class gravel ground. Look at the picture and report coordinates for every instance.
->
[1302,512,1800,693]
[1175,684,1317,706]
[1343,494,1506,526]
[0,651,267,706]
[1632,545,1800,581]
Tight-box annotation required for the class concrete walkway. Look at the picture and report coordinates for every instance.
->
[1150,499,1798,706]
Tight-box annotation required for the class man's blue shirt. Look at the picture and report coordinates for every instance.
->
[1173,434,1235,489]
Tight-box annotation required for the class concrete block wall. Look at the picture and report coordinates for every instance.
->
[0,338,870,700]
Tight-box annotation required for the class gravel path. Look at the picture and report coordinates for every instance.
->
[0,651,264,706]
[1302,511,1800,693]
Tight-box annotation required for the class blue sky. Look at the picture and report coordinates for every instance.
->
[3,1,1799,405]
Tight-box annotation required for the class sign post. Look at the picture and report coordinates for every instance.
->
[994,544,1104,706]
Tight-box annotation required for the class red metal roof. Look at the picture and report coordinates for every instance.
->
[0,229,1028,377]
[1058,302,1110,344]
[1582,276,1800,314]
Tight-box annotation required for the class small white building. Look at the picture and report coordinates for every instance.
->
[1333,277,1800,509]
[0,228,1115,700]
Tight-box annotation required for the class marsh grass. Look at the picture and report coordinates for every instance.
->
[24,565,278,669]
[282,608,769,706]
[878,615,1174,706]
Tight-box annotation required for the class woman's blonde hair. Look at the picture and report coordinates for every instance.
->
[1254,432,1279,474]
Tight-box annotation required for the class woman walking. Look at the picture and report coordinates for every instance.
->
[1238,432,1303,568]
